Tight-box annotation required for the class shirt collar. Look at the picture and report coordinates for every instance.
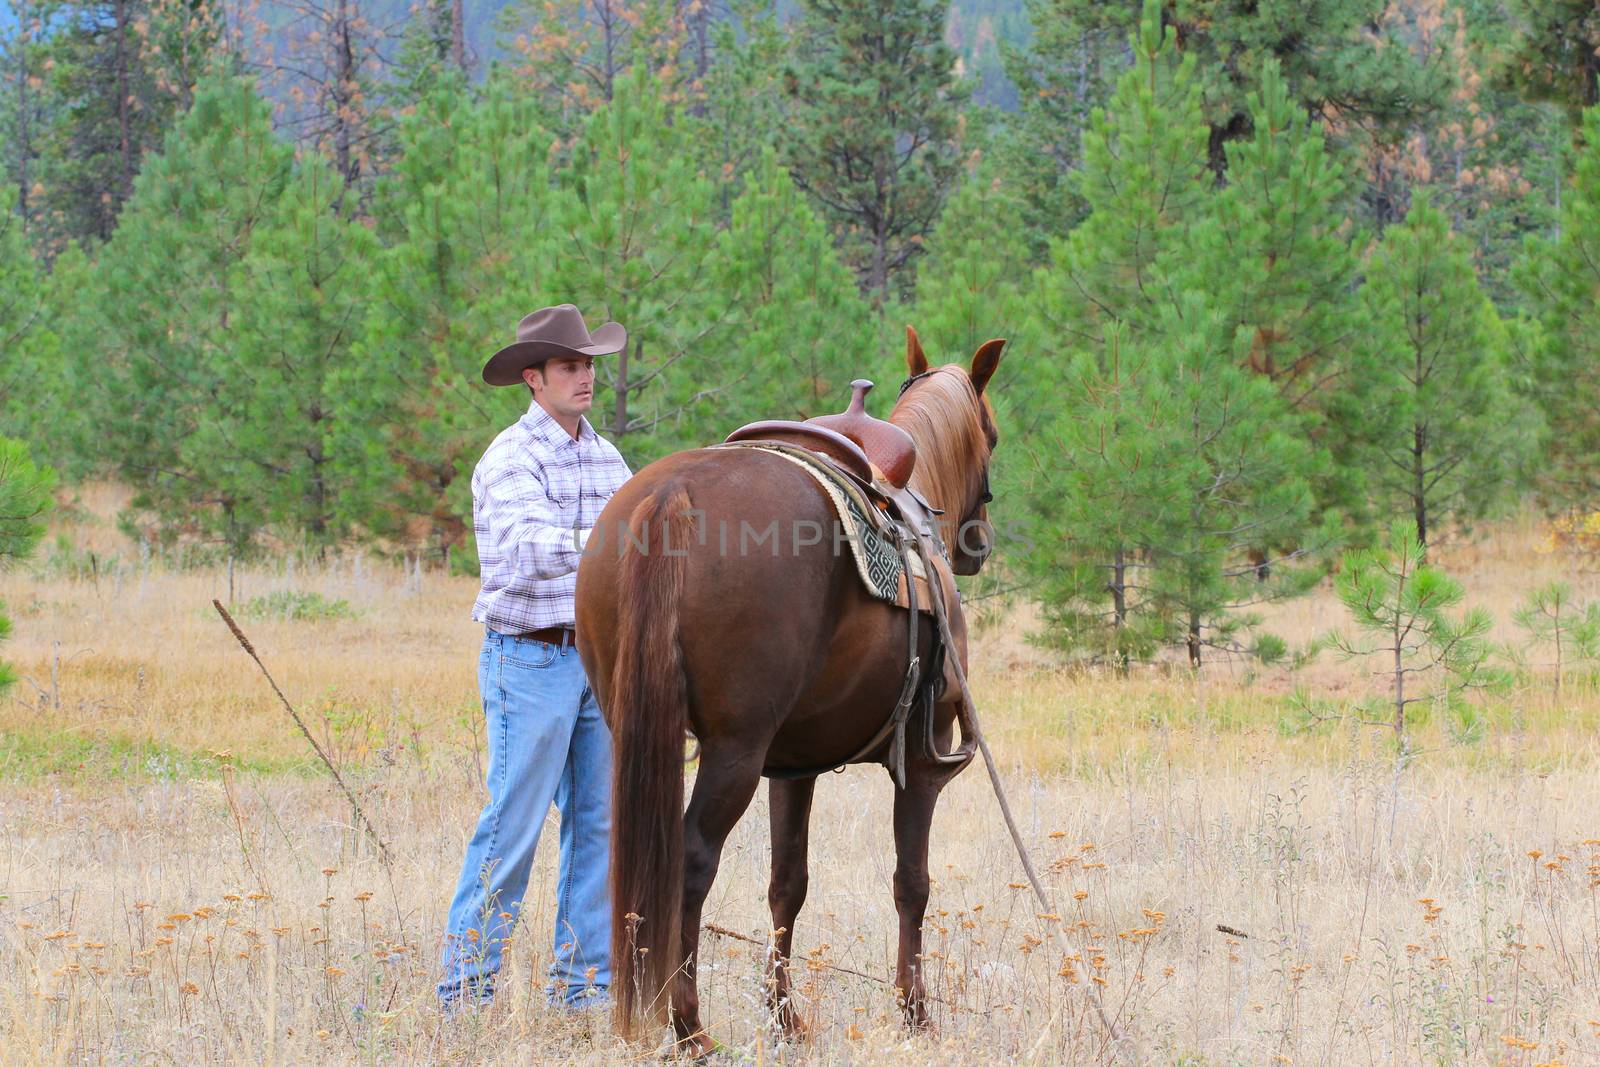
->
[521,399,595,448]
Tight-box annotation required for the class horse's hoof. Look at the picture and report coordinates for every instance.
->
[674,1030,718,1060]
[776,1009,810,1042]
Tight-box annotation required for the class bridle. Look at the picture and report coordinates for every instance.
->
[896,371,935,398]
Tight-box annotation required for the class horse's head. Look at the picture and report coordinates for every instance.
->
[892,326,1005,575]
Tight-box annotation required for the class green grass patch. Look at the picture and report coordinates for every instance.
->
[238,589,356,622]
[0,727,309,783]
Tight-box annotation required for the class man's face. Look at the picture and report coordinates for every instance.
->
[525,356,596,418]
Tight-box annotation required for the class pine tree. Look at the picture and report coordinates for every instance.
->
[223,154,376,551]
[1513,581,1600,698]
[0,183,47,437]
[0,196,85,470]
[701,0,789,207]
[1019,0,1450,178]
[496,0,693,131]
[1016,326,1190,669]
[909,165,1032,375]
[1184,59,1362,408]
[1178,58,1370,526]
[1399,0,1561,306]
[1023,9,1328,666]
[993,0,1120,249]
[336,75,554,556]
[1020,308,1321,668]
[1498,0,1600,123]
[1032,0,1208,352]
[392,0,468,102]
[1352,0,1558,266]
[0,437,54,696]
[1143,295,1323,667]
[1321,520,1499,753]
[6,0,222,248]
[1358,193,1528,550]
[0,0,48,232]
[1516,105,1600,509]
[905,162,1040,464]
[780,0,969,299]
[553,65,726,462]
[245,0,390,200]
[27,241,100,475]
[98,72,294,555]
[1021,5,1207,664]
[714,147,873,425]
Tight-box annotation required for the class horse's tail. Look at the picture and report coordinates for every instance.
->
[609,481,695,1037]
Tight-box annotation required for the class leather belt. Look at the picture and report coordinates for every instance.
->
[521,626,576,648]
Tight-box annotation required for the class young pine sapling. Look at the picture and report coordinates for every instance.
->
[1317,522,1502,755]
[1512,581,1600,698]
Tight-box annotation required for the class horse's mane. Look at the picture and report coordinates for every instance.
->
[888,365,994,520]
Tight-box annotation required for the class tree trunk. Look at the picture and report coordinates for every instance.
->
[598,0,618,102]
[1392,624,1405,742]
[450,0,466,72]
[1110,545,1129,676]
[686,0,712,116]
[333,0,358,192]
[1585,42,1600,110]
[308,405,328,557]
[1187,611,1202,669]
[15,5,31,228]
[1554,616,1564,699]
[613,337,631,438]
[1413,420,1428,553]
[867,177,890,299]
[114,0,135,219]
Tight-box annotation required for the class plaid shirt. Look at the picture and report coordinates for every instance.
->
[470,401,632,634]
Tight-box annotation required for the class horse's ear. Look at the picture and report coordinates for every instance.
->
[906,325,930,377]
[969,338,1005,396]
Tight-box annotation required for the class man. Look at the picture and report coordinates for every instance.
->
[439,304,632,1011]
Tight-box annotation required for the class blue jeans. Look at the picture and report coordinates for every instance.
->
[438,628,613,1007]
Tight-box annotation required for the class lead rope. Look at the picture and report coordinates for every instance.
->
[909,530,1137,1062]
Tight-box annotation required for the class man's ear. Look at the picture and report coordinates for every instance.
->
[969,338,1005,396]
[907,325,930,377]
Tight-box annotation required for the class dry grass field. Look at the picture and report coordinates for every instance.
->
[3,485,1600,1065]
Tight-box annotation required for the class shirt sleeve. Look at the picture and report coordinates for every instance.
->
[478,462,585,581]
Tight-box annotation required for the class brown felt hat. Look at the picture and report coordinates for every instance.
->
[481,304,627,385]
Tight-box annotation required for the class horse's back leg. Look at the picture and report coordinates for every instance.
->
[673,743,766,1055]
[892,774,942,1029]
[766,775,817,1039]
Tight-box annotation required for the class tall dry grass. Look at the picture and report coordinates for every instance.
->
[2,486,1599,1064]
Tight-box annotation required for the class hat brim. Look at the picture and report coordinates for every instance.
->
[481,321,627,385]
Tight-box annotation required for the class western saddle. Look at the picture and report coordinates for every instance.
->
[725,379,943,542]
[727,380,914,487]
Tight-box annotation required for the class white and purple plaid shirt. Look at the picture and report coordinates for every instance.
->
[470,401,632,634]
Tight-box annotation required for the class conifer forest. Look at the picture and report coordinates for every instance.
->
[2,0,1596,663]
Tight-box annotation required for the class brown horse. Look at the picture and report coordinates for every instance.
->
[575,329,1004,1054]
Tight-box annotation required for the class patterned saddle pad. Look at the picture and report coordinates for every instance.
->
[711,442,941,612]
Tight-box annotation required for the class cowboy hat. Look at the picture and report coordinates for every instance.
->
[481,304,627,386]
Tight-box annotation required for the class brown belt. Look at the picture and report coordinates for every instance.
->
[520,626,576,648]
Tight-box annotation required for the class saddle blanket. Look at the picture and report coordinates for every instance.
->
[713,442,943,613]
